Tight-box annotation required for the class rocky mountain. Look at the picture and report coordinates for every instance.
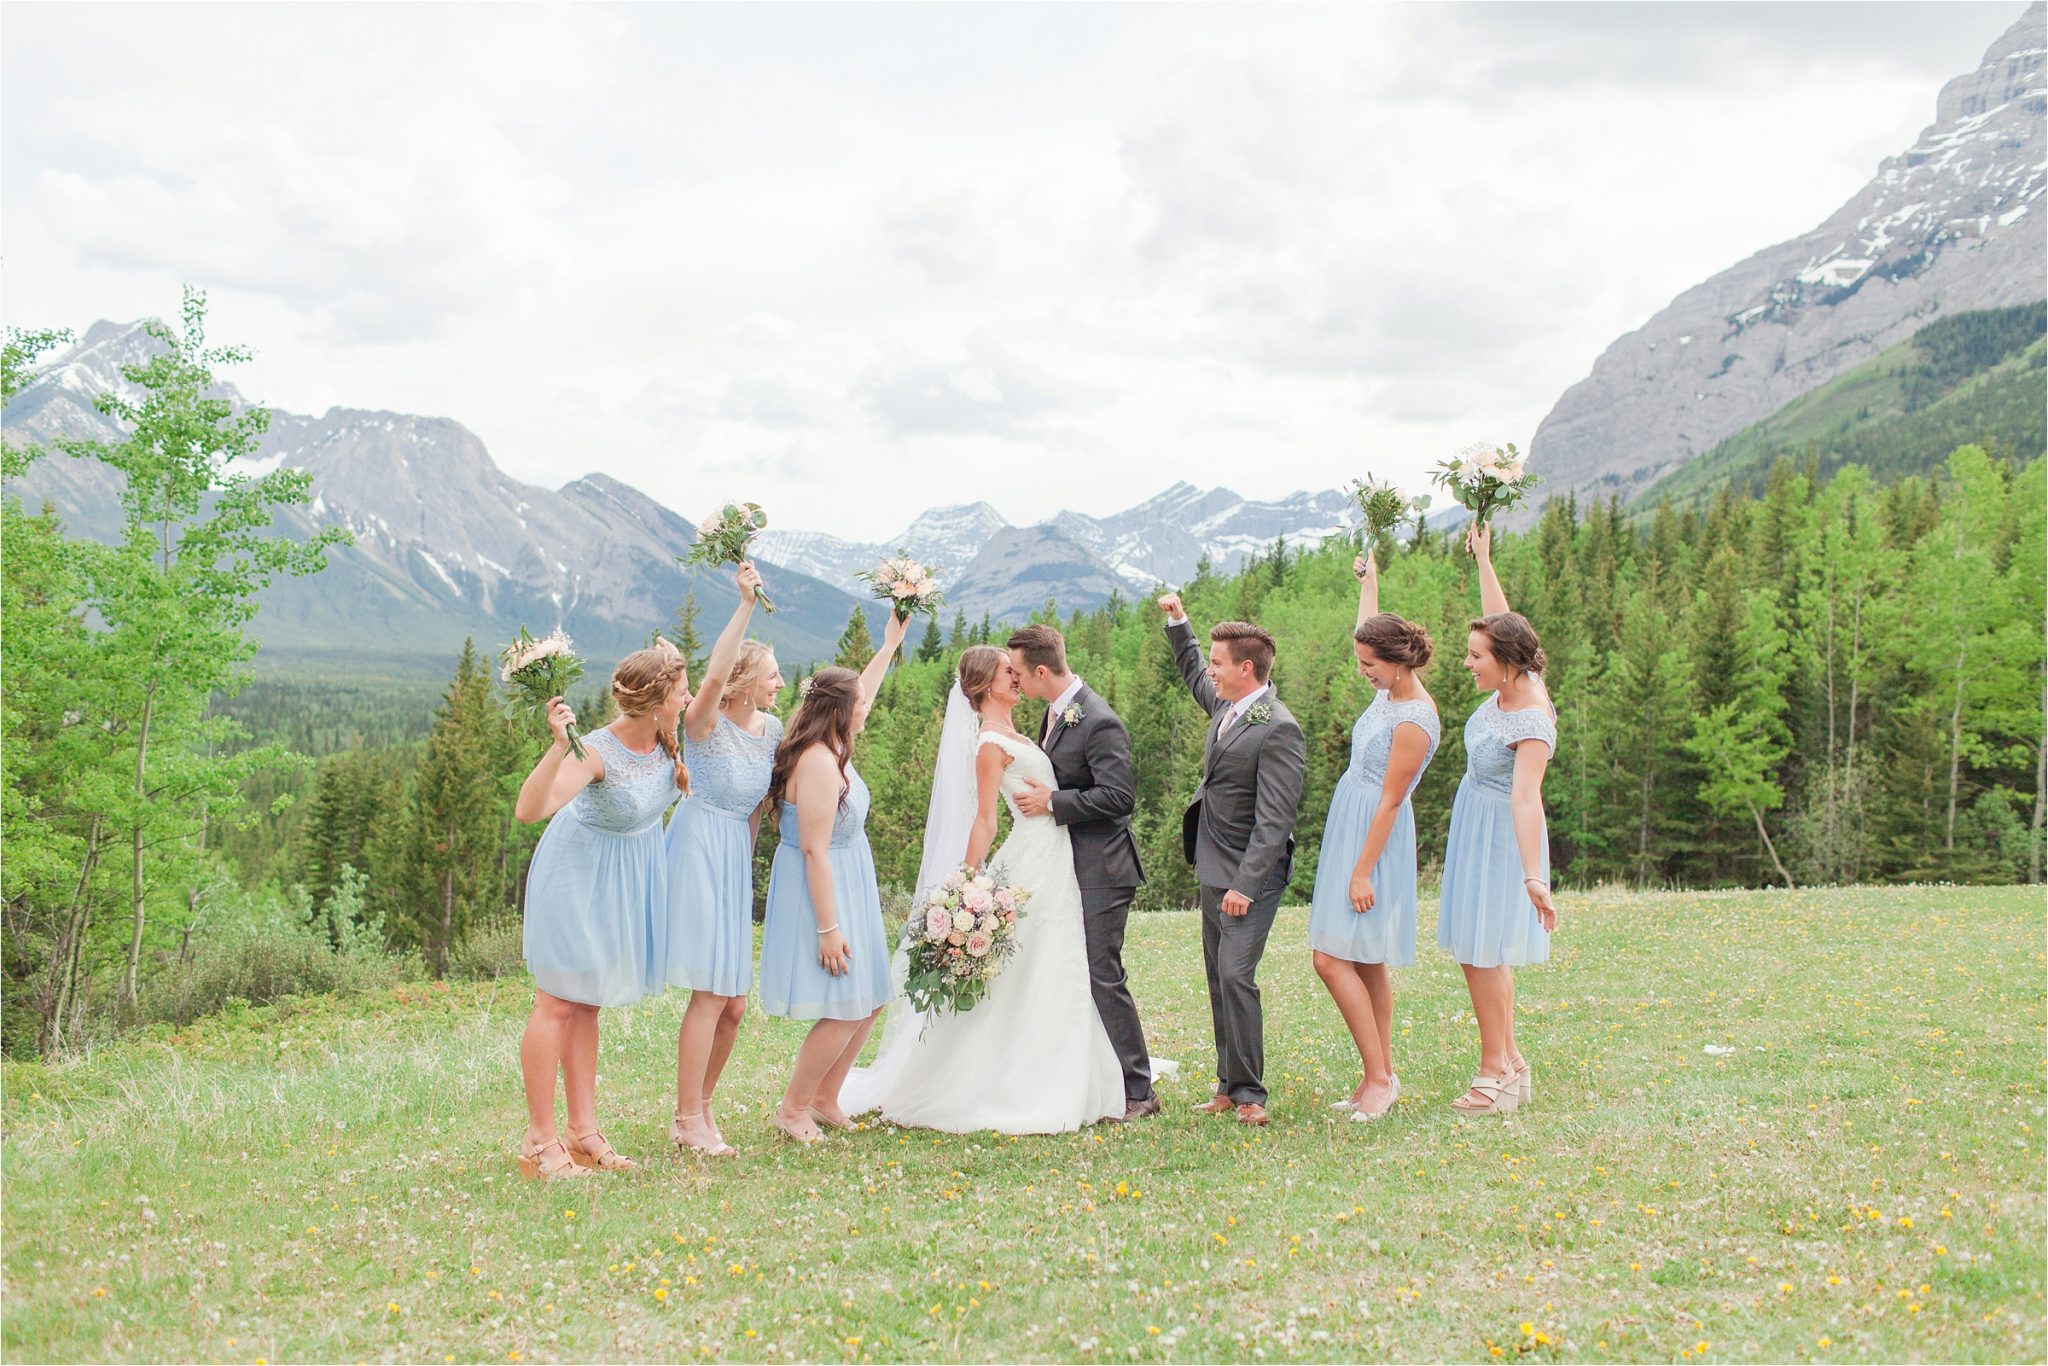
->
[3,322,866,671]
[755,482,1356,618]
[7,322,1370,665]
[1531,5,2047,506]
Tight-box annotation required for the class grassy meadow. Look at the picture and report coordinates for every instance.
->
[2,884,2042,1364]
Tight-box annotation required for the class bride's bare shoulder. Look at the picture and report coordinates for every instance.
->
[977,730,1019,765]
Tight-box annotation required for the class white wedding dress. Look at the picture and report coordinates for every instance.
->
[838,728,1127,1134]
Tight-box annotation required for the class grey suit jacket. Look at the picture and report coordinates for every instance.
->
[1041,683,1144,891]
[1166,618,1307,896]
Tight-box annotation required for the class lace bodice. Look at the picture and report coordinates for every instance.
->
[777,763,871,848]
[1461,694,1557,797]
[571,726,681,834]
[1346,691,1441,800]
[980,729,1057,822]
[685,711,783,817]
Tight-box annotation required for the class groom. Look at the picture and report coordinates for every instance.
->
[1157,594,1306,1127]
[1006,624,1160,1122]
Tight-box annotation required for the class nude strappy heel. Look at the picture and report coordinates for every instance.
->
[565,1128,637,1172]
[1450,1072,1520,1116]
[517,1135,589,1181]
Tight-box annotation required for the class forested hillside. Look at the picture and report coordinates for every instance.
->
[1636,304,2047,509]
[5,304,2041,1060]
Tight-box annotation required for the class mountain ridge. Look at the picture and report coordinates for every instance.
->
[1530,5,2047,506]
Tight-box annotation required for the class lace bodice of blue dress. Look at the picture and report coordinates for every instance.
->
[1346,692,1442,797]
[574,726,681,833]
[684,710,784,816]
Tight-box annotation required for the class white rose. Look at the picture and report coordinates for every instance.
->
[952,909,976,933]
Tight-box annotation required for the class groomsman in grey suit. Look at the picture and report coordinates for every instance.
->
[1157,593,1307,1127]
[1007,624,1160,1122]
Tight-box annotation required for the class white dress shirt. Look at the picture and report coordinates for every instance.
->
[1218,682,1272,734]
[1043,675,1086,741]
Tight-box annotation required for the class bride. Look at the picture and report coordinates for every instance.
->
[837,646,1127,1134]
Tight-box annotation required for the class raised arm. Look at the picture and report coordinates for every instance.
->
[514,697,605,822]
[1353,550,1379,630]
[1157,593,1222,716]
[964,740,1011,868]
[684,562,763,740]
[1233,716,1307,898]
[858,609,912,707]
[1048,712,1136,828]
[1468,522,1510,616]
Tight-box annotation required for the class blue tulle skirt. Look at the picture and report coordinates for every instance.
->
[663,800,758,996]
[1307,772,1419,967]
[523,808,668,1007]
[760,835,893,1020]
[1438,776,1551,968]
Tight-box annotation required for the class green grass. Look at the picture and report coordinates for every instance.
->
[4,885,2043,1363]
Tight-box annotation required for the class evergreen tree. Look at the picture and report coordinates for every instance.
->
[389,640,504,976]
[917,616,944,663]
[667,590,708,685]
[835,607,875,671]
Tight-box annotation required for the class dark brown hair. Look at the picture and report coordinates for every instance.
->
[611,642,691,794]
[1353,613,1434,669]
[957,645,1008,707]
[1211,620,1277,682]
[1005,624,1067,675]
[768,667,860,809]
[1469,612,1547,677]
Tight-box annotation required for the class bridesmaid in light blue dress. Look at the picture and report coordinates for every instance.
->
[760,609,911,1143]
[513,644,689,1179]
[1438,522,1559,1118]
[1309,550,1440,1122]
[667,563,784,1158]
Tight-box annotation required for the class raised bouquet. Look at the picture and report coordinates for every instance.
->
[901,862,1028,1021]
[1343,474,1430,548]
[681,502,774,613]
[855,551,945,623]
[1432,441,1539,534]
[500,627,586,760]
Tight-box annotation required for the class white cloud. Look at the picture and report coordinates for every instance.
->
[2,1,2023,532]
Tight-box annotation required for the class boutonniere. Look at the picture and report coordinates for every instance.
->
[1058,703,1084,730]
[1245,701,1275,726]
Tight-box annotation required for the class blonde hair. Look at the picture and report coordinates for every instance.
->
[612,642,691,794]
[725,640,778,705]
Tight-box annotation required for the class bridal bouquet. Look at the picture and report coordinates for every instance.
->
[681,502,775,613]
[856,551,944,623]
[1343,474,1430,548]
[1432,441,1540,532]
[901,863,1028,1020]
[500,626,586,759]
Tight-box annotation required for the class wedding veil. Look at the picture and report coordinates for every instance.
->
[843,676,981,1109]
[915,680,982,902]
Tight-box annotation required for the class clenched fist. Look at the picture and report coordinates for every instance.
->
[1156,592,1184,618]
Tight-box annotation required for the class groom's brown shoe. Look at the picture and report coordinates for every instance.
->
[1234,1102,1270,1127]
[1122,1096,1162,1122]
[1192,1095,1235,1115]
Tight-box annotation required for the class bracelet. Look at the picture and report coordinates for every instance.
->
[816,923,839,936]
[1523,877,1548,890]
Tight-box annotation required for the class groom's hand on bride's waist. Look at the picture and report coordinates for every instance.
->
[1013,779,1053,818]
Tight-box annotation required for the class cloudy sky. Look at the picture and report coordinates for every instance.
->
[3,2,2020,535]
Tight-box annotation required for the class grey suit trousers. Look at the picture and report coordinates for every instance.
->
[1080,885,1153,1103]
[1198,881,1284,1107]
